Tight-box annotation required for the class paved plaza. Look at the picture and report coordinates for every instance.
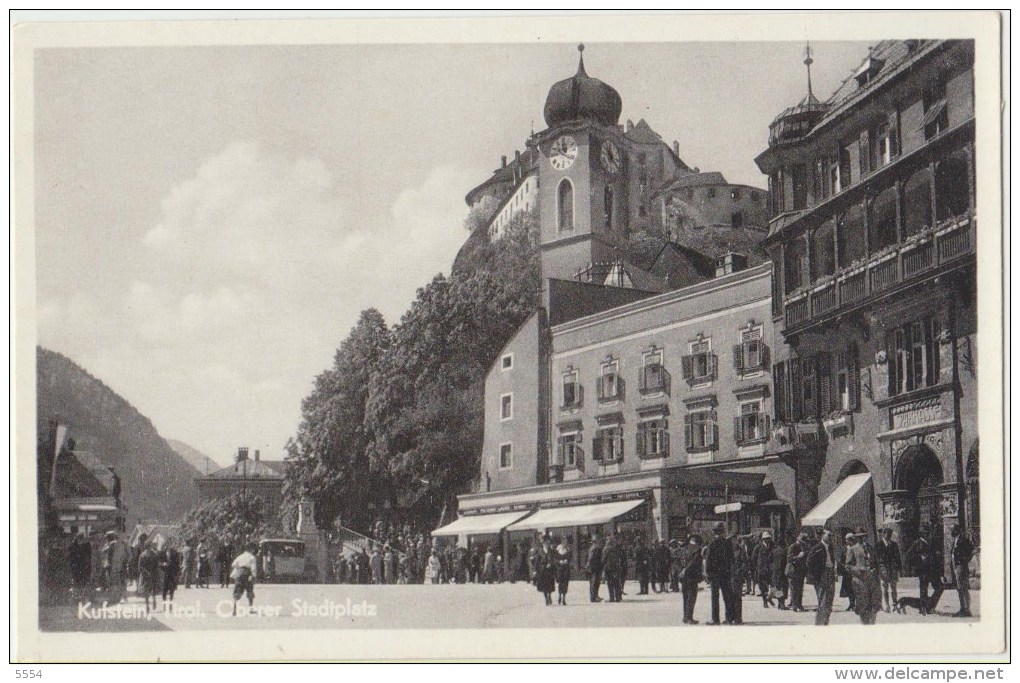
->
[41,579,979,632]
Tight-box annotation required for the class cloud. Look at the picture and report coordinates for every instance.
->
[39,142,478,461]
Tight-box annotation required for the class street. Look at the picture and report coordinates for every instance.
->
[41,579,979,632]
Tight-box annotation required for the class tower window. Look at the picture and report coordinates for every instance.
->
[604,186,614,228]
[557,178,574,232]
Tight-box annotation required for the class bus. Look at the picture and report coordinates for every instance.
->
[258,538,308,583]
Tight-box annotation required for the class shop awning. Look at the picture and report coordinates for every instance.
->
[431,510,532,537]
[800,473,873,528]
[505,499,645,532]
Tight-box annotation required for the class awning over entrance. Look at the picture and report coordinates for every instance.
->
[431,510,532,537]
[505,499,645,532]
[801,473,873,528]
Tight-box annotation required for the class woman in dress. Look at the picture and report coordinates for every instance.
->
[535,534,557,605]
[554,536,572,605]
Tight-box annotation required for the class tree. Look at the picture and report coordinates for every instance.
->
[179,492,273,547]
[284,308,391,530]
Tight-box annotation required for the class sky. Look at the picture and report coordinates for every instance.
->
[34,38,873,465]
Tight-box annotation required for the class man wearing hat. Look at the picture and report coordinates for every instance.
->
[950,524,975,617]
[677,534,703,624]
[101,530,128,604]
[806,528,837,625]
[786,532,811,612]
[906,525,943,615]
[704,521,736,625]
[632,535,651,595]
[844,530,881,624]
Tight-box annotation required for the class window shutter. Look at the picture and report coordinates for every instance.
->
[711,354,718,381]
[662,431,670,458]
[926,317,938,387]
[818,353,832,416]
[711,423,719,449]
[577,384,583,407]
[759,344,770,370]
[593,435,603,462]
[773,363,786,421]
[763,414,771,438]
[636,429,646,458]
[618,376,626,401]
[859,130,870,175]
[684,414,693,450]
[638,365,648,392]
[576,444,585,471]
[847,343,860,411]
[556,439,564,466]
[596,375,604,400]
[734,415,743,444]
[733,344,744,371]
[681,355,694,382]
[888,110,900,158]
[790,358,803,421]
[617,432,624,460]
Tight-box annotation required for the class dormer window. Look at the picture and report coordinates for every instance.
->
[854,56,884,88]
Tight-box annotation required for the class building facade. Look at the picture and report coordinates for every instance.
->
[755,39,977,574]
[195,447,288,523]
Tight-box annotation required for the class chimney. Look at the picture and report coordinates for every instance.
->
[672,140,680,156]
[715,251,748,277]
[236,446,249,463]
[626,119,634,132]
[501,155,507,168]
[254,449,260,462]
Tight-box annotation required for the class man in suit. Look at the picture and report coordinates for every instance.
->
[907,525,943,615]
[950,524,975,617]
[807,528,837,625]
[677,534,703,624]
[632,536,651,595]
[786,532,810,612]
[602,535,627,603]
[876,527,902,612]
[704,521,736,625]
[586,534,604,602]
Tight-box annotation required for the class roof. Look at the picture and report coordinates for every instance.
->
[202,459,286,480]
[653,171,729,194]
[624,118,662,144]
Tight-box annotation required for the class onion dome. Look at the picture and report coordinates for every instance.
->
[543,44,623,128]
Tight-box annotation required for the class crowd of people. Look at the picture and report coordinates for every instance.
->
[65,529,254,613]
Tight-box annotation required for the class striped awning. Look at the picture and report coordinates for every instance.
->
[800,473,873,528]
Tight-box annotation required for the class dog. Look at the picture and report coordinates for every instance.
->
[894,583,945,614]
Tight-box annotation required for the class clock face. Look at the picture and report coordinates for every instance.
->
[549,135,578,171]
[600,141,621,174]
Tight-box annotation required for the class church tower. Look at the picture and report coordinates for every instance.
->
[536,45,630,283]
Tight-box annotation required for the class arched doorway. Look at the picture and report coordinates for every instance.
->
[838,459,869,482]
[895,444,945,566]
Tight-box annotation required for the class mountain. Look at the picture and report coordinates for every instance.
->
[36,347,199,525]
[166,439,222,477]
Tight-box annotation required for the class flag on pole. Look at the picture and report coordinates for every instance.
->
[49,423,69,496]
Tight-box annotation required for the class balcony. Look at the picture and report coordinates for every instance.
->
[783,212,974,332]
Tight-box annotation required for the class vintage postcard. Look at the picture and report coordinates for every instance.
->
[11,11,1006,662]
